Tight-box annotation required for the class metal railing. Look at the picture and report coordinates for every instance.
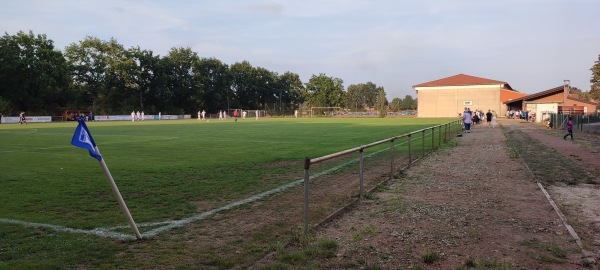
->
[547,112,600,131]
[302,120,463,233]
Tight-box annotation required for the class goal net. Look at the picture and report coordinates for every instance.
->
[310,107,342,118]
[225,109,267,119]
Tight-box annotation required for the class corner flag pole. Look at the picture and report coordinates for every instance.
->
[94,146,143,240]
[71,118,142,240]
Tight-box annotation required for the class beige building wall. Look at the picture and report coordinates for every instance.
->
[416,85,503,118]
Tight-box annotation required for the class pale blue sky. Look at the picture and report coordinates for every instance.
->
[1,0,599,99]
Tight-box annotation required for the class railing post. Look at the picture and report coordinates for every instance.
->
[408,134,412,167]
[422,129,426,158]
[438,125,442,147]
[431,127,435,152]
[359,148,364,200]
[390,139,395,179]
[303,158,310,234]
[444,123,448,142]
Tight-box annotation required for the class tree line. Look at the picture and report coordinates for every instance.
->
[0,30,418,116]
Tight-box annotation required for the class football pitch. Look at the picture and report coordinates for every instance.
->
[0,117,451,268]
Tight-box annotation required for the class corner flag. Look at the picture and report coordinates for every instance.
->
[69,117,142,239]
[71,118,102,161]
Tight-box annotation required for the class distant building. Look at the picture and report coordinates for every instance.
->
[413,74,526,118]
[504,81,598,122]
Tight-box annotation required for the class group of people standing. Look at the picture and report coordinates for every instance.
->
[198,110,207,121]
[200,110,259,121]
[506,109,535,122]
[462,107,575,141]
[462,108,497,133]
[131,111,145,122]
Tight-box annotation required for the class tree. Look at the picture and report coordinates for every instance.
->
[376,89,387,117]
[65,36,131,113]
[389,97,402,112]
[274,71,304,114]
[127,46,162,111]
[345,82,381,111]
[163,47,201,114]
[401,95,416,110]
[230,61,256,109]
[590,54,600,100]
[0,31,70,114]
[194,57,230,112]
[303,74,345,108]
[345,84,362,111]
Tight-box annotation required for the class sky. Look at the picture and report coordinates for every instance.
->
[1,0,599,99]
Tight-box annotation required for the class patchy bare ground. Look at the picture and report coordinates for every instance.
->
[110,119,600,269]
[254,119,600,269]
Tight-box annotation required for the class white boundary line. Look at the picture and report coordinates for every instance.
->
[508,127,594,259]
[0,133,427,240]
[536,183,583,248]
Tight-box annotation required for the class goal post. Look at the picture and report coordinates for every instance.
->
[224,109,267,119]
[310,107,342,118]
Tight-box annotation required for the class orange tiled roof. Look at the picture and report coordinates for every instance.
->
[413,74,510,88]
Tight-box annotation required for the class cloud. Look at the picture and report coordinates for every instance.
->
[244,2,285,14]
[1,0,598,98]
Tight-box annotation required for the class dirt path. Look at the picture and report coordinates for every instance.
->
[256,119,600,269]
[510,120,600,256]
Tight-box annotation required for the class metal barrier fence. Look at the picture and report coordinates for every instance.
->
[302,119,463,233]
[547,112,600,131]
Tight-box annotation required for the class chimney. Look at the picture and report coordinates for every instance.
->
[563,80,570,104]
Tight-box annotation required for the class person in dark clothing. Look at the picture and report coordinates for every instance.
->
[563,117,573,140]
[485,110,493,128]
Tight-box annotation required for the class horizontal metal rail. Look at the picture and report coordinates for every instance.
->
[303,119,463,233]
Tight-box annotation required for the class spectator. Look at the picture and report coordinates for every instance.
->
[463,108,472,133]
[563,117,573,140]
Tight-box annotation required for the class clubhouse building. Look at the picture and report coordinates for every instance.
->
[413,74,597,120]
[413,74,526,118]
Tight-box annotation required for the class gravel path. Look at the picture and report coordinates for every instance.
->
[310,119,597,269]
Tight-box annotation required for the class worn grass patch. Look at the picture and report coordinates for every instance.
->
[502,127,593,185]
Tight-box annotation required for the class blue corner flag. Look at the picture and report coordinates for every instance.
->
[71,118,102,161]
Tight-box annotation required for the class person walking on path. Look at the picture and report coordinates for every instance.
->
[486,110,493,128]
[563,116,574,140]
[491,112,497,128]
[463,108,472,133]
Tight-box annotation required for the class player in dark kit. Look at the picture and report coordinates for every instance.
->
[19,112,27,125]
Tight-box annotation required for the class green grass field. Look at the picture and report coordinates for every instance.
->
[0,117,452,268]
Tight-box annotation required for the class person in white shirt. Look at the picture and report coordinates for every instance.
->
[136,111,140,121]
[463,108,472,133]
[141,111,145,121]
[198,111,201,120]
[201,110,206,120]
[131,111,135,122]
